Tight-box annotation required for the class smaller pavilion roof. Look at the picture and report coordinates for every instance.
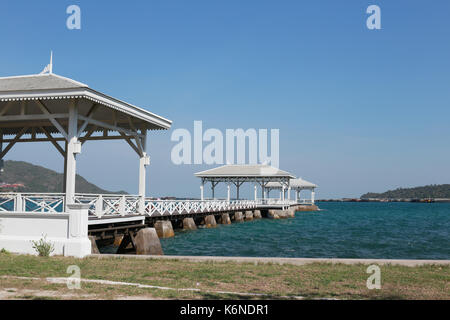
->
[266,178,317,189]
[195,164,295,178]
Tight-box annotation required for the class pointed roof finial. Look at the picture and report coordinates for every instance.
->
[40,51,53,75]
[49,51,53,74]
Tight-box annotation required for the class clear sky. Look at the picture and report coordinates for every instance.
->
[1,0,449,199]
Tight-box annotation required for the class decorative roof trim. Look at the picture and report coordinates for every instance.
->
[0,88,172,130]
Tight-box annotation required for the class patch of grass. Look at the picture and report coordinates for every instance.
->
[0,254,448,300]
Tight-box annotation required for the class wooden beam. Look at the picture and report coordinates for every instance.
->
[35,100,68,140]
[0,113,68,122]
[120,132,141,156]
[77,103,98,137]
[78,114,142,139]
[80,126,97,146]
[40,127,65,157]
[0,127,28,159]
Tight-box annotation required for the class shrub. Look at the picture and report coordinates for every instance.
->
[31,235,55,257]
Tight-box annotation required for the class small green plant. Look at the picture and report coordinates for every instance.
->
[31,235,55,257]
[0,248,10,254]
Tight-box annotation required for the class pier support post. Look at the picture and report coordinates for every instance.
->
[234,211,244,222]
[267,210,280,219]
[182,217,197,230]
[245,211,254,221]
[219,213,231,224]
[113,235,124,247]
[204,215,217,228]
[134,228,163,255]
[253,210,262,219]
[154,220,175,238]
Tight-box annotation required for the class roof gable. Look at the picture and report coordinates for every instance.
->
[0,74,88,92]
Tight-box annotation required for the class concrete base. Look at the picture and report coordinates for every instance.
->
[244,211,254,221]
[89,236,100,254]
[154,220,175,238]
[277,210,289,219]
[234,211,244,222]
[267,210,280,219]
[182,218,197,230]
[219,213,231,225]
[0,207,92,258]
[253,210,262,219]
[134,228,163,255]
[287,210,295,218]
[204,215,217,228]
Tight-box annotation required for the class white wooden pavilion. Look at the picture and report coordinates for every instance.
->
[266,178,317,204]
[0,72,172,213]
[195,164,296,202]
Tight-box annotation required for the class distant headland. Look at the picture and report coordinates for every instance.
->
[319,184,450,203]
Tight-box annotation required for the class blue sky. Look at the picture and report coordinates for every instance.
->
[1,0,449,198]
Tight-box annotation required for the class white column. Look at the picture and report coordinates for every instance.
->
[282,185,285,202]
[0,129,3,172]
[65,102,79,208]
[311,189,315,204]
[227,184,231,202]
[138,131,148,214]
[211,183,215,199]
[288,186,291,201]
[254,185,257,201]
[200,181,204,200]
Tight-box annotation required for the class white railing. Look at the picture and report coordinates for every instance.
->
[74,193,140,217]
[0,193,305,218]
[145,199,256,217]
[0,193,65,213]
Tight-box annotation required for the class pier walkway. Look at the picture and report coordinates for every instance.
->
[0,192,313,224]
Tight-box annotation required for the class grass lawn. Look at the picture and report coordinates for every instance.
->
[0,252,448,300]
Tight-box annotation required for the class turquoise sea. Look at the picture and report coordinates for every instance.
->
[160,202,450,259]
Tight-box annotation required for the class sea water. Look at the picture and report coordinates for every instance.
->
[160,202,450,259]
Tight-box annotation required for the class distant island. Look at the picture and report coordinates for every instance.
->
[0,160,127,194]
[361,184,450,200]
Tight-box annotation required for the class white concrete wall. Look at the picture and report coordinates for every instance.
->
[0,204,91,258]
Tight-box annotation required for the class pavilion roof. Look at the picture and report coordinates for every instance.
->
[0,73,172,136]
[266,178,317,189]
[195,164,296,179]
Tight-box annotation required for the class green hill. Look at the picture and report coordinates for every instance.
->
[361,184,450,199]
[0,160,127,194]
